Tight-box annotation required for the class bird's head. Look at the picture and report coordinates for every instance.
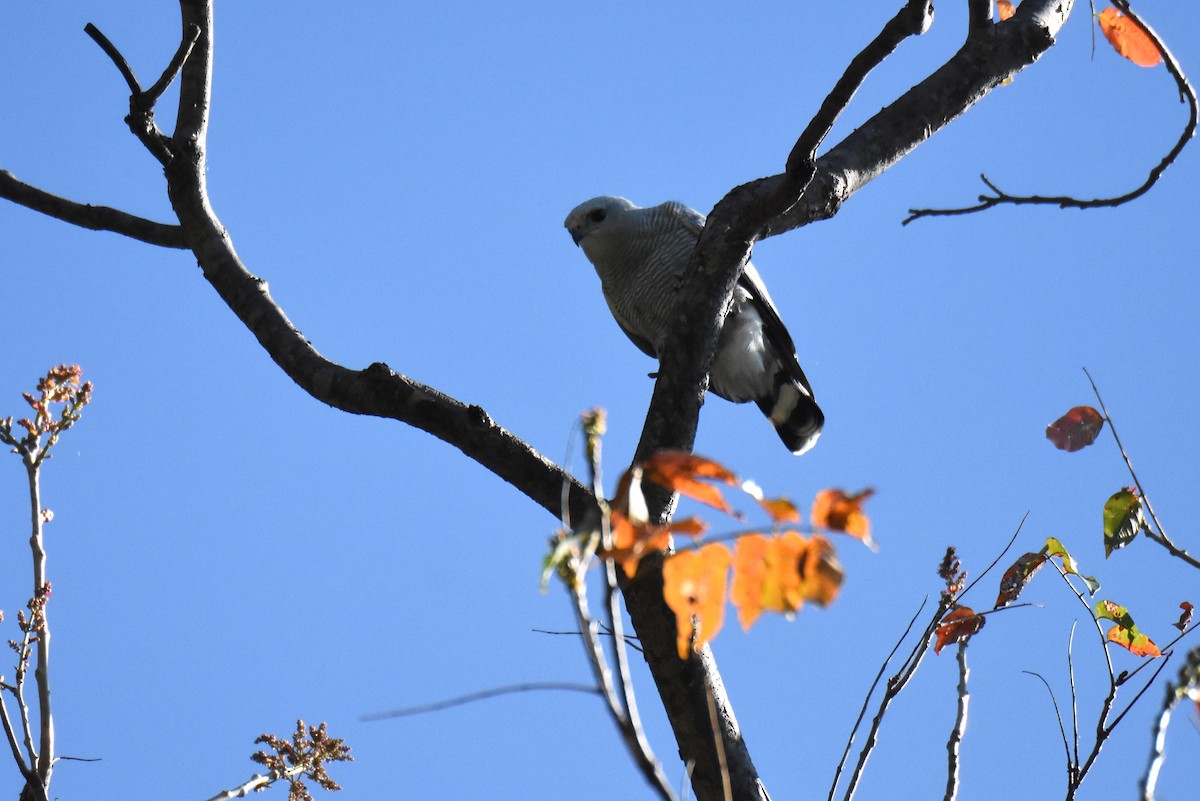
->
[564,196,637,247]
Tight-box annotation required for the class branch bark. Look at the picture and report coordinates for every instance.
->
[0,170,185,248]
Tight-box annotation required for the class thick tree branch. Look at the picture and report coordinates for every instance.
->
[141,3,599,532]
[0,171,185,248]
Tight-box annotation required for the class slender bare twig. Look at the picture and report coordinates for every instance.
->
[142,23,201,106]
[359,682,602,721]
[943,641,970,801]
[582,420,674,800]
[569,581,678,801]
[957,513,1027,602]
[12,626,37,772]
[827,598,927,801]
[1108,656,1174,733]
[1068,622,1080,770]
[1118,620,1200,689]
[1083,368,1200,569]
[842,595,954,801]
[0,692,28,776]
[703,678,732,801]
[905,0,1197,224]
[1023,670,1073,784]
[81,23,140,95]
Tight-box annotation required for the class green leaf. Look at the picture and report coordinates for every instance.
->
[1045,536,1101,595]
[1103,489,1143,558]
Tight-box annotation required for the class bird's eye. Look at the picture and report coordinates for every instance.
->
[587,208,607,224]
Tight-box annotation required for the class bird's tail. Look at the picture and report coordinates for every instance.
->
[756,379,824,456]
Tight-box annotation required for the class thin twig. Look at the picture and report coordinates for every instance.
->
[82,23,141,95]
[143,23,201,106]
[1108,655,1174,733]
[359,682,602,721]
[0,692,29,776]
[1084,368,1200,569]
[842,595,953,801]
[1068,622,1080,770]
[958,513,1027,602]
[1023,670,1073,781]
[569,582,678,800]
[703,678,732,801]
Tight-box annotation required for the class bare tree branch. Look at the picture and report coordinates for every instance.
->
[359,682,602,721]
[904,0,1197,224]
[828,598,927,801]
[0,171,185,248]
[763,0,1077,239]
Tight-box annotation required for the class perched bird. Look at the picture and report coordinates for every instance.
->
[564,196,823,455]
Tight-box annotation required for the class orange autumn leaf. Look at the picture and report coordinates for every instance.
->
[640,451,740,517]
[935,607,986,654]
[733,533,805,629]
[731,534,770,630]
[811,488,876,548]
[730,533,843,630]
[757,496,802,524]
[1097,7,1162,68]
[996,1,1015,22]
[797,535,844,607]
[603,512,706,578]
[663,544,732,659]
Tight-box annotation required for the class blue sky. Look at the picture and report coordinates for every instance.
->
[1,3,1198,800]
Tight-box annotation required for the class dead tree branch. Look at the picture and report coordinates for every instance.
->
[904,0,1197,224]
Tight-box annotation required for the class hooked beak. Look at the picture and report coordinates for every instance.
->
[568,227,585,246]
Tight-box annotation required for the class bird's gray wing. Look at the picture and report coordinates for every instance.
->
[662,201,707,238]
